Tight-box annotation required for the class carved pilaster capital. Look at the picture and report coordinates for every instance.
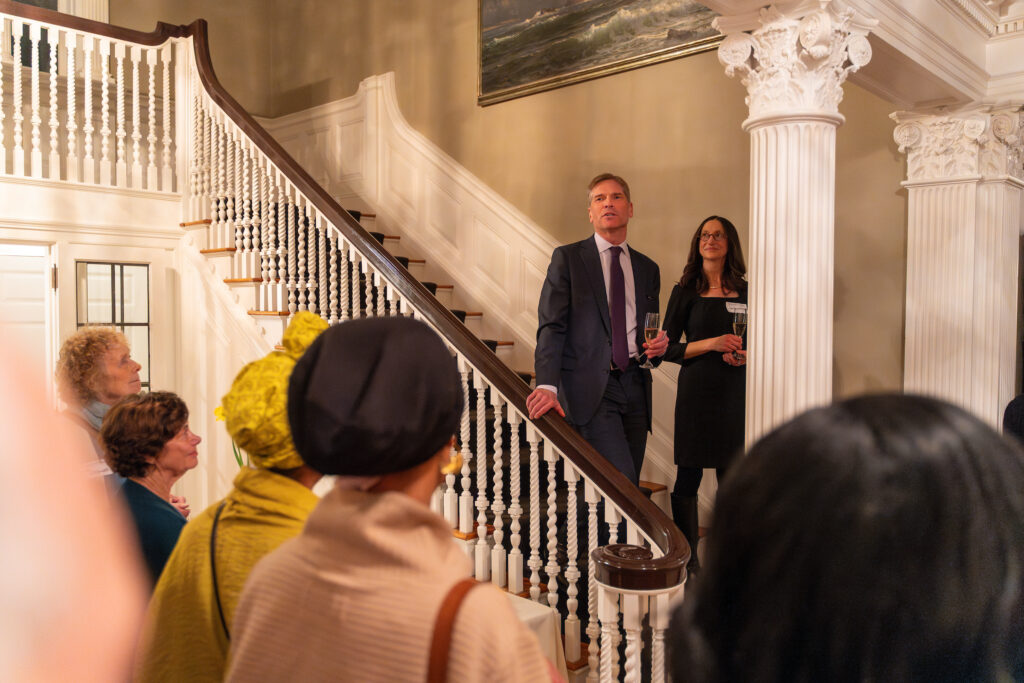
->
[892,109,1024,182]
[714,1,876,123]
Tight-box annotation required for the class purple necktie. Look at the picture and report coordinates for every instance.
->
[609,246,629,372]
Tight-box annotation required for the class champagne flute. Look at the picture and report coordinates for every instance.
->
[732,311,747,363]
[642,312,660,368]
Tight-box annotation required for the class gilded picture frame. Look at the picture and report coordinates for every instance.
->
[479,0,722,106]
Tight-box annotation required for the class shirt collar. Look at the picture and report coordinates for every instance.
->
[593,232,629,255]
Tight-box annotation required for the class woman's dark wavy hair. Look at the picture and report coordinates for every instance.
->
[670,393,1024,683]
[101,392,189,479]
[679,216,747,295]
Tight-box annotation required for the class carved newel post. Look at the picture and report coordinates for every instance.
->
[892,109,1024,426]
[711,0,875,444]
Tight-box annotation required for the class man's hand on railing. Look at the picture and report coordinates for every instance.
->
[527,387,565,419]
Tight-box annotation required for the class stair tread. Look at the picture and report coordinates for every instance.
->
[200,247,236,254]
[638,479,667,493]
[224,277,263,284]
[249,310,290,316]
[181,218,213,227]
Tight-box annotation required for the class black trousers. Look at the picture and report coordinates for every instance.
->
[575,363,647,486]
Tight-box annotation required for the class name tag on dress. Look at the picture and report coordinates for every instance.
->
[725,302,747,313]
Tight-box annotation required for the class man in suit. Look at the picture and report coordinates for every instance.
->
[526,173,667,485]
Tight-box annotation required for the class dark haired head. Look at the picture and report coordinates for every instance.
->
[670,393,1024,683]
[679,216,746,295]
[101,392,189,478]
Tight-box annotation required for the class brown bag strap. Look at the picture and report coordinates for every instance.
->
[426,578,480,683]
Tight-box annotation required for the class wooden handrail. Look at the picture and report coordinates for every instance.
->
[183,17,687,591]
[0,0,688,591]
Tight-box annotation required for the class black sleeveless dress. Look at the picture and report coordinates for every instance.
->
[662,283,746,468]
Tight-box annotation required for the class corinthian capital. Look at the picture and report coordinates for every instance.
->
[892,108,1024,182]
[714,1,876,124]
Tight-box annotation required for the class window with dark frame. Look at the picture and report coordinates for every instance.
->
[75,262,151,390]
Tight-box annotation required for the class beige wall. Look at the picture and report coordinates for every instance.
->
[110,0,908,396]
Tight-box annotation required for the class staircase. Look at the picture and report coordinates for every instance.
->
[0,3,688,681]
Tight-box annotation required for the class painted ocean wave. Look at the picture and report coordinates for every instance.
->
[482,0,717,94]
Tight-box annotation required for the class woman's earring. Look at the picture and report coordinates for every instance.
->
[440,450,463,475]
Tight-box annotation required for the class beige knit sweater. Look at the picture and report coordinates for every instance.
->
[225,486,552,682]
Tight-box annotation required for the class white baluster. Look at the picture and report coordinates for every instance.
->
[129,45,141,187]
[47,28,59,180]
[474,372,490,581]
[458,361,474,535]
[545,442,560,611]
[374,270,385,317]
[160,44,172,190]
[306,208,317,314]
[622,594,645,683]
[230,132,241,269]
[98,38,111,184]
[286,187,297,313]
[586,480,602,683]
[12,20,24,176]
[526,423,543,602]
[259,163,270,292]
[212,118,224,247]
[598,587,619,683]
[145,48,157,189]
[348,244,359,319]
[328,229,339,324]
[274,168,288,310]
[361,258,371,319]
[189,92,202,220]
[490,395,507,588]
[201,106,211,221]
[296,198,307,311]
[0,21,6,175]
[64,31,77,182]
[29,22,42,178]
[507,410,524,595]
[338,237,350,321]
[81,34,94,183]
[318,214,328,317]
[605,501,622,546]
[114,41,126,186]
[564,463,582,665]
[241,143,253,278]
[649,593,671,683]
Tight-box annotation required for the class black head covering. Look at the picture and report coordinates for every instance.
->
[287,316,463,476]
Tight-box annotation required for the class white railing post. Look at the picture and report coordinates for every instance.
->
[507,409,524,595]
[473,372,490,581]
[113,41,126,186]
[564,463,582,665]
[649,592,672,683]
[526,423,542,602]
[47,28,60,180]
[457,360,474,535]
[65,31,78,182]
[12,20,24,176]
[129,44,141,187]
[146,46,157,189]
[81,34,94,183]
[622,593,646,683]
[0,21,6,175]
[585,479,601,682]
[490,394,507,588]
[29,22,42,178]
[597,586,619,683]
[162,41,173,191]
[98,37,111,184]
[544,440,560,612]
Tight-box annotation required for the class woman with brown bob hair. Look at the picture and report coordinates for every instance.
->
[101,391,201,585]
[661,215,747,576]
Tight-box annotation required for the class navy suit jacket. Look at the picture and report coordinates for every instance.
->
[534,235,661,429]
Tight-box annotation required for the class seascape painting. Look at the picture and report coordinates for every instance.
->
[479,0,720,105]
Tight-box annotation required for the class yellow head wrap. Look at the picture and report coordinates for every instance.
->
[222,312,329,470]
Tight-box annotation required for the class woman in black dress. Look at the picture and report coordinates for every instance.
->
[662,215,747,574]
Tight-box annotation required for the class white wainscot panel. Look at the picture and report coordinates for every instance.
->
[520,251,548,326]
[336,120,365,178]
[425,178,460,248]
[473,217,512,296]
[384,144,418,222]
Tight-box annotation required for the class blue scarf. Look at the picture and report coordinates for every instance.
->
[82,400,110,431]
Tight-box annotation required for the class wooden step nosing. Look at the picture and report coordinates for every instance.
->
[200,247,236,254]
[180,218,213,227]
[249,310,290,317]
[224,277,263,284]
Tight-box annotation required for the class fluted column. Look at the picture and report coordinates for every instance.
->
[712,1,875,443]
[893,109,1024,427]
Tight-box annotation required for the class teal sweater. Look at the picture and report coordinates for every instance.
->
[120,479,186,586]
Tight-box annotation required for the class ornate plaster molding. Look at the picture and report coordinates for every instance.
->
[892,109,1024,181]
[715,1,876,123]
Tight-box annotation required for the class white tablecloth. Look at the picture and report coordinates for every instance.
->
[507,592,569,680]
